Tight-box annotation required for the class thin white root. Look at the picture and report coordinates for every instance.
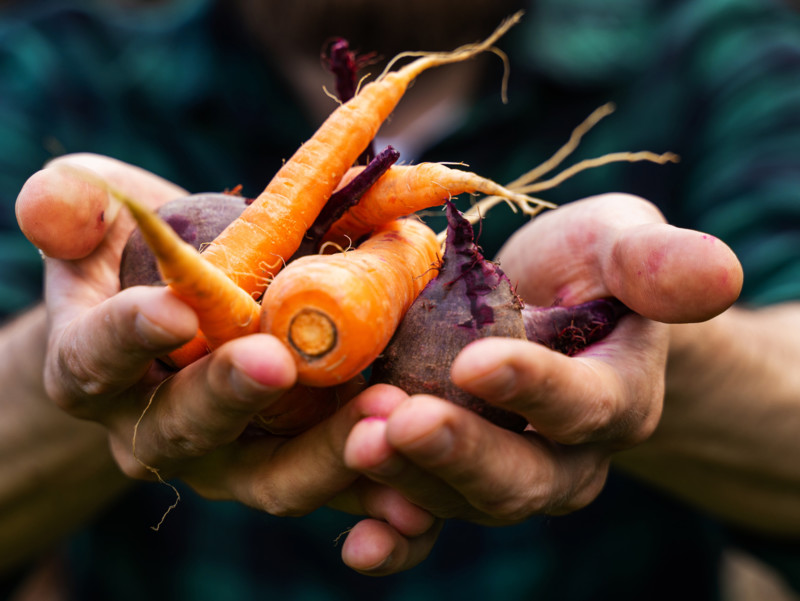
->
[132,375,182,532]
[507,102,617,190]
[434,102,680,243]
[517,151,679,195]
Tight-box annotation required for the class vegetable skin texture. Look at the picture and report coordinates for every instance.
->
[371,201,530,432]
[324,162,550,247]
[260,217,440,387]
[120,193,250,289]
[372,203,634,431]
[199,12,522,300]
[114,187,261,354]
[290,146,400,260]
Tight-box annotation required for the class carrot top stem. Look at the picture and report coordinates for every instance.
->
[379,10,523,85]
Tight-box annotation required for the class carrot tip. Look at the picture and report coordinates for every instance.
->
[288,309,338,358]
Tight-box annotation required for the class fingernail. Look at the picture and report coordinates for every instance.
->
[365,553,395,573]
[361,415,388,424]
[459,363,517,400]
[411,424,455,459]
[229,366,278,399]
[134,313,184,349]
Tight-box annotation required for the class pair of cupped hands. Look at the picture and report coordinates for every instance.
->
[25,153,742,575]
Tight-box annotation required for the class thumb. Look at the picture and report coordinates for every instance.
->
[603,221,743,323]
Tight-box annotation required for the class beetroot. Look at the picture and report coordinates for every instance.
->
[371,201,632,432]
[119,192,250,289]
[371,201,530,431]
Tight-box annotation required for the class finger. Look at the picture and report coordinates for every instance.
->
[497,193,667,305]
[200,384,410,516]
[44,285,199,418]
[328,476,436,537]
[603,221,743,323]
[497,193,742,323]
[344,415,477,521]
[115,333,297,477]
[341,518,444,576]
[382,395,611,521]
[18,153,186,261]
[451,320,665,447]
[47,153,187,211]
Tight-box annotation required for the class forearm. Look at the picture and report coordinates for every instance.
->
[614,303,800,536]
[0,305,131,574]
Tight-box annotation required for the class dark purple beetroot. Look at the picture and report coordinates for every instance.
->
[371,201,530,432]
[119,192,250,288]
[371,201,634,432]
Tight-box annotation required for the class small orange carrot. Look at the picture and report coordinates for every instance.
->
[94,173,262,354]
[260,218,440,387]
[323,162,554,246]
[200,12,522,299]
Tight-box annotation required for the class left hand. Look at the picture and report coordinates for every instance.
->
[342,193,742,525]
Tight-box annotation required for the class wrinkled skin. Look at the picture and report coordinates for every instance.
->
[344,194,742,530]
[30,153,440,575]
[26,152,741,575]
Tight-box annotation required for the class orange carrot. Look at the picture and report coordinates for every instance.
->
[260,218,440,387]
[200,12,522,299]
[102,176,262,353]
[323,162,554,246]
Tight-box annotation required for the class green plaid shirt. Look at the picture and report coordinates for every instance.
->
[2,0,800,599]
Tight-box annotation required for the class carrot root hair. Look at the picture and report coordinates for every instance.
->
[379,10,523,91]
[450,102,681,241]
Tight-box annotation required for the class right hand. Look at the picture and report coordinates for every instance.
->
[19,153,439,574]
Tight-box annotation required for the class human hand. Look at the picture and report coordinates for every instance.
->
[17,153,440,574]
[344,193,743,524]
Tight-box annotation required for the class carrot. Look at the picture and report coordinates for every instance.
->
[322,162,554,246]
[290,146,400,260]
[260,217,440,387]
[199,12,522,299]
[78,169,262,353]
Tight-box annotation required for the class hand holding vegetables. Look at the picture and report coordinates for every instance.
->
[344,193,742,525]
[14,12,745,575]
[16,153,442,574]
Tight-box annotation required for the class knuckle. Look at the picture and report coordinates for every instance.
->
[478,493,539,523]
[46,345,113,412]
[472,476,553,523]
[154,409,218,460]
[555,392,617,445]
[250,483,309,518]
[546,456,611,516]
[108,437,156,481]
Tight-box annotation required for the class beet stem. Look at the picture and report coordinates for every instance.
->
[323,37,378,163]
[290,145,400,260]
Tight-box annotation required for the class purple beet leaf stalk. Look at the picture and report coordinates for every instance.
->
[290,145,399,260]
[323,37,378,163]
